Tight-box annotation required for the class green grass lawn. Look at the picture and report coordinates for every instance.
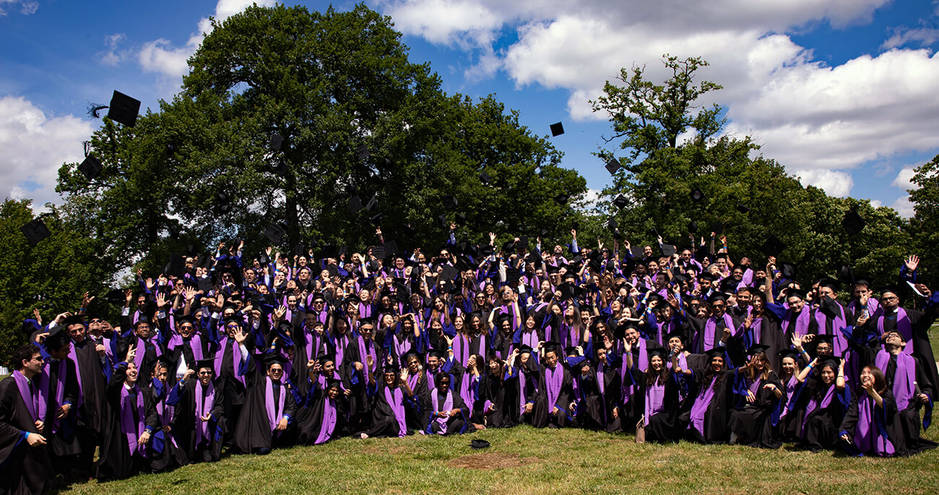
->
[48,325,939,494]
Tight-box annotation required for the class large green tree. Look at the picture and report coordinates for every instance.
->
[57,3,585,270]
[908,154,939,283]
[589,55,910,287]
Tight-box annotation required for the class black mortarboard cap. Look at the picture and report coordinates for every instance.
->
[21,218,51,246]
[736,203,750,214]
[705,348,726,359]
[660,244,677,257]
[605,158,622,175]
[195,358,215,371]
[479,170,492,185]
[550,122,564,137]
[613,195,628,209]
[777,348,800,361]
[164,255,186,278]
[688,220,699,233]
[648,347,668,360]
[263,223,286,244]
[262,353,288,369]
[44,325,70,351]
[348,195,363,213]
[629,245,645,259]
[814,334,834,346]
[78,154,103,180]
[761,235,786,256]
[690,188,705,203]
[747,343,770,356]
[784,287,807,300]
[842,208,865,236]
[779,262,796,279]
[470,439,491,449]
[107,90,140,127]
[270,133,284,151]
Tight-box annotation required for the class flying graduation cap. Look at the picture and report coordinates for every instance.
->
[690,188,705,203]
[270,133,284,151]
[263,223,287,244]
[78,154,103,180]
[550,122,564,137]
[842,208,866,236]
[107,90,141,127]
[21,218,51,246]
[612,195,628,209]
[605,158,622,175]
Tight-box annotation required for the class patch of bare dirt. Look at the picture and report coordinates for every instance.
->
[446,453,536,470]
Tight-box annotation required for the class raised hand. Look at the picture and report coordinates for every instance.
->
[233,327,248,345]
[905,255,920,272]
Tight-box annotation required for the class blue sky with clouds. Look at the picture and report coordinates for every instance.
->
[1,0,937,216]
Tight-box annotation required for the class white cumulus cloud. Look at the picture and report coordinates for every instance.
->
[0,96,94,207]
[892,167,918,190]
[138,0,275,78]
[794,169,853,197]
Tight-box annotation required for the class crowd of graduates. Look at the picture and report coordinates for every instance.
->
[2,226,938,493]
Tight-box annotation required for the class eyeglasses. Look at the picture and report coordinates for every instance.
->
[883,295,899,301]
[198,371,212,376]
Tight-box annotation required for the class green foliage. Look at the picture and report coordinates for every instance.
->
[56,3,585,267]
[0,200,112,363]
[591,55,912,287]
[909,154,939,282]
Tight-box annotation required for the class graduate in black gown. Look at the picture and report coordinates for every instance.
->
[422,372,471,435]
[360,366,409,439]
[567,354,605,430]
[36,326,81,479]
[531,344,575,428]
[638,348,683,443]
[96,359,157,481]
[62,314,109,481]
[839,365,905,457]
[234,346,297,454]
[681,348,735,443]
[874,331,937,454]
[728,345,784,448]
[296,378,347,445]
[796,356,849,452]
[476,353,514,428]
[0,344,55,494]
[167,359,225,463]
[146,357,187,472]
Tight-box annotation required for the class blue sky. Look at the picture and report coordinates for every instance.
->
[1,0,938,216]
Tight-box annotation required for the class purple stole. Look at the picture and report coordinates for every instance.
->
[12,370,40,422]
[688,374,718,437]
[120,385,147,457]
[459,372,476,411]
[644,376,665,426]
[596,364,605,396]
[334,334,349,368]
[213,337,244,386]
[383,386,407,437]
[545,365,564,411]
[453,334,470,366]
[358,302,372,319]
[195,380,215,447]
[66,343,85,407]
[314,397,337,445]
[264,377,287,432]
[393,332,411,361]
[876,350,915,410]
[854,395,895,456]
[701,313,735,351]
[561,322,578,349]
[36,360,66,433]
[518,369,535,415]
[877,309,914,356]
[134,335,163,372]
[802,384,836,436]
[356,336,377,382]
[780,375,799,418]
[736,317,763,350]
[814,306,847,356]
[168,333,204,361]
[430,389,454,434]
[153,380,176,450]
[305,331,324,361]
[407,371,420,392]
[520,328,539,350]
[782,308,812,339]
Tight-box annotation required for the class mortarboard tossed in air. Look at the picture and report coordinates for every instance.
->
[612,195,628,209]
[690,188,705,203]
[78,154,103,180]
[270,133,284,151]
[107,90,141,127]
[605,158,622,175]
[842,208,865,236]
[263,223,287,244]
[21,218,51,246]
[550,122,564,137]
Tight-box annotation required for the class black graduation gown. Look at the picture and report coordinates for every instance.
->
[167,377,225,463]
[144,381,186,472]
[342,337,380,430]
[477,371,513,427]
[531,364,574,428]
[96,365,158,481]
[214,336,251,444]
[294,380,348,445]
[596,361,623,433]
[642,373,682,443]
[0,374,55,494]
[679,363,735,444]
[879,306,939,399]
[571,369,606,430]
[798,382,847,452]
[422,388,471,435]
[728,370,784,448]
[39,357,81,459]
[839,389,905,457]
[233,361,297,454]
[70,338,109,435]
[364,382,409,438]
